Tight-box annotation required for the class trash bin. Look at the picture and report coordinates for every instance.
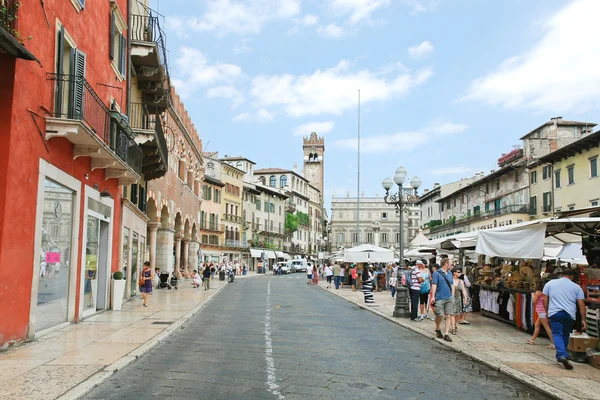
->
[219,271,225,281]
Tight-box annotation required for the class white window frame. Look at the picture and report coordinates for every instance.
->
[30,159,82,339]
[110,1,128,82]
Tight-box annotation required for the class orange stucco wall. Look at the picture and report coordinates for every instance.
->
[0,0,129,347]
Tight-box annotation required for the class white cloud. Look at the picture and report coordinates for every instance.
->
[232,38,253,55]
[206,86,246,107]
[178,0,300,36]
[233,108,274,122]
[172,47,243,98]
[293,121,335,136]
[462,0,600,113]
[318,23,345,38]
[250,60,433,117]
[400,0,440,14]
[408,40,434,59]
[431,167,476,176]
[333,120,467,153]
[327,0,392,24]
[297,14,319,26]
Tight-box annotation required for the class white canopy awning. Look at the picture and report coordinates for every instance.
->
[343,244,395,263]
[477,222,546,259]
[428,231,478,250]
[409,233,430,247]
[265,250,277,259]
[250,249,263,258]
[276,251,290,259]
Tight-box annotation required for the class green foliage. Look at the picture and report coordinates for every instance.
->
[429,220,442,228]
[285,213,298,232]
[0,2,31,44]
[297,211,310,227]
[112,271,124,280]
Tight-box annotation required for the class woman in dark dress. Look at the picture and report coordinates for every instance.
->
[139,261,154,307]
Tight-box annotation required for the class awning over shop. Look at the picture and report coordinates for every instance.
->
[343,244,394,263]
[276,251,290,259]
[477,223,546,259]
[265,250,277,259]
[250,249,263,258]
[409,233,431,247]
[428,232,478,250]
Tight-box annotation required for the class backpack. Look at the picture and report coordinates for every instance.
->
[403,268,413,288]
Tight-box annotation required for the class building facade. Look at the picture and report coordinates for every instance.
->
[330,196,419,252]
[220,162,245,262]
[0,0,143,346]
[199,154,224,263]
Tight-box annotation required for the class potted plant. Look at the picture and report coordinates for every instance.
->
[111,270,126,311]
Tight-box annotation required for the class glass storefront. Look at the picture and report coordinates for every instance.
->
[84,215,100,313]
[37,179,74,332]
[131,232,138,296]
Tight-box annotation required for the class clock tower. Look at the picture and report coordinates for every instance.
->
[303,132,325,195]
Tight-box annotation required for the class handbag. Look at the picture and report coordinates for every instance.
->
[139,272,145,286]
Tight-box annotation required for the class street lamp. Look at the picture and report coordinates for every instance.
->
[382,166,421,318]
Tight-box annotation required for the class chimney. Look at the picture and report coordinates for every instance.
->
[433,183,440,189]
[550,117,563,124]
[424,189,429,194]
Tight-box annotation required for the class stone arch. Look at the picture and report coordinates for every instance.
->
[160,205,170,229]
[183,218,191,240]
[191,223,197,241]
[147,197,158,223]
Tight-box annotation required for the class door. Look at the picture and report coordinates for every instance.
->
[83,210,110,315]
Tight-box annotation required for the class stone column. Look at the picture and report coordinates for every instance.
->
[148,222,160,270]
[174,233,183,279]
[156,228,175,274]
[188,240,200,273]
[182,239,190,277]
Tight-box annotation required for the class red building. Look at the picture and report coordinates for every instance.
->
[0,0,141,347]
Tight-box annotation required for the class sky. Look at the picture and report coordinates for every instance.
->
[150,0,600,210]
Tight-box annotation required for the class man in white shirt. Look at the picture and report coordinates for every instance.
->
[543,269,586,370]
[324,264,334,289]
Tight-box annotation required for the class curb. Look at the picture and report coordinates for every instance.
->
[317,285,579,400]
[58,282,229,400]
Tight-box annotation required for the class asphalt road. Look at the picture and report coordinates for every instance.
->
[85,275,546,400]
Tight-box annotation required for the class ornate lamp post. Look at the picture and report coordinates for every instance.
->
[382,167,422,318]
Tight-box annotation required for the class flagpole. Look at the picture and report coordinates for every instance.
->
[356,89,360,246]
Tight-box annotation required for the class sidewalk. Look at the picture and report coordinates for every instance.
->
[0,277,231,400]
[317,282,600,400]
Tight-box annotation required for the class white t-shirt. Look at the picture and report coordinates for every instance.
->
[325,266,334,276]
[339,267,345,277]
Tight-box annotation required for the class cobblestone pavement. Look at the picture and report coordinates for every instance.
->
[84,275,546,400]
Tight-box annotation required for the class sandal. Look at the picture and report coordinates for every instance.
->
[451,327,457,335]
[435,330,443,339]
[526,339,535,345]
[546,344,555,349]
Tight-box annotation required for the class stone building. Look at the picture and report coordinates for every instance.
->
[220,161,245,263]
[199,154,224,263]
[329,195,419,252]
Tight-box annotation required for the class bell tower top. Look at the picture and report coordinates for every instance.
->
[302,132,325,196]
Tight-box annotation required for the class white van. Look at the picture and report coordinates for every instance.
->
[290,259,307,273]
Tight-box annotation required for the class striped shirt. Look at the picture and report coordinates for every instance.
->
[410,266,422,291]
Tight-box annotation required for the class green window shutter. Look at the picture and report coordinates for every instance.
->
[55,26,65,117]
[71,49,86,120]
[109,11,115,60]
[119,34,127,76]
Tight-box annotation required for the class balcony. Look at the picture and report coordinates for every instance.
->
[0,0,38,62]
[223,214,243,224]
[130,13,170,112]
[225,239,245,249]
[259,226,285,237]
[130,102,168,181]
[45,73,142,186]
[200,222,225,233]
[429,204,530,234]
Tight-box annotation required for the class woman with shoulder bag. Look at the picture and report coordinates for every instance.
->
[139,261,154,307]
[418,262,431,321]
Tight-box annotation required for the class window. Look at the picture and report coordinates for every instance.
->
[255,199,261,211]
[395,233,400,244]
[567,165,575,185]
[529,196,537,215]
[259,176,266,185]
[568,204,575,211]
[280,176,288,188]
[591,157,598,178]
[269,176,276,187]
[591,199,599,207]
[55,25,86,119]
[109,4,127,79]
[381,233,388,243]
[530,170,537,184]
[542,165,551,180]
[542,192,551,213]
[178,160,186,181]
[352,233,358,243]
[366,233,373,243]
[555,170,561,188]
[515,171,520,182]
[496,180,500,190]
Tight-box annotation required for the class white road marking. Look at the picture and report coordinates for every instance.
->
[265,279,284,399]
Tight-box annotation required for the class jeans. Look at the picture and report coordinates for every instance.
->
[409,288,420,320]
[391,286,396,298]
[549,310,575,360]
[334,276,340,289]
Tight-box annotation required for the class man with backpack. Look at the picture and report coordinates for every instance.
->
[407,260,424,321]
[430,258,455,342]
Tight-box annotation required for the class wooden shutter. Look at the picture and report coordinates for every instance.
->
[55,26,65,117]
[109,11,115,60]
[119,34,126,76]
[71,49,86,120]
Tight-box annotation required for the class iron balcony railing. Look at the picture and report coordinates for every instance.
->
[47,73,142,175]
[130,13,169,78]
[429,204,530,233]
[200,222,225,232]
[225,239,243,248]
[0,0,18,38]
[223,214,243,224]
[129,102,155,131]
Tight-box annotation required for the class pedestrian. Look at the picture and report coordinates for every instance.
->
[339,264,346,289]
[430,258,455,342]
[312,265,319,284]
[325,264,334,288]
[362,265,375,304]
[154,267,161,288]
[210,264,216,280]
[418,261,431,321]
[409,260,424,321]
[203,264,212,290]
[451,268,468,334]
[543,269,586,369]
[389,269,398,298]
[139,261,153,307]
[307,263,313,284]
[351,265,358,291]
[192,270,202,288]
[526,281,555,349]
[333,263,341,289]
[458,273,473,325]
